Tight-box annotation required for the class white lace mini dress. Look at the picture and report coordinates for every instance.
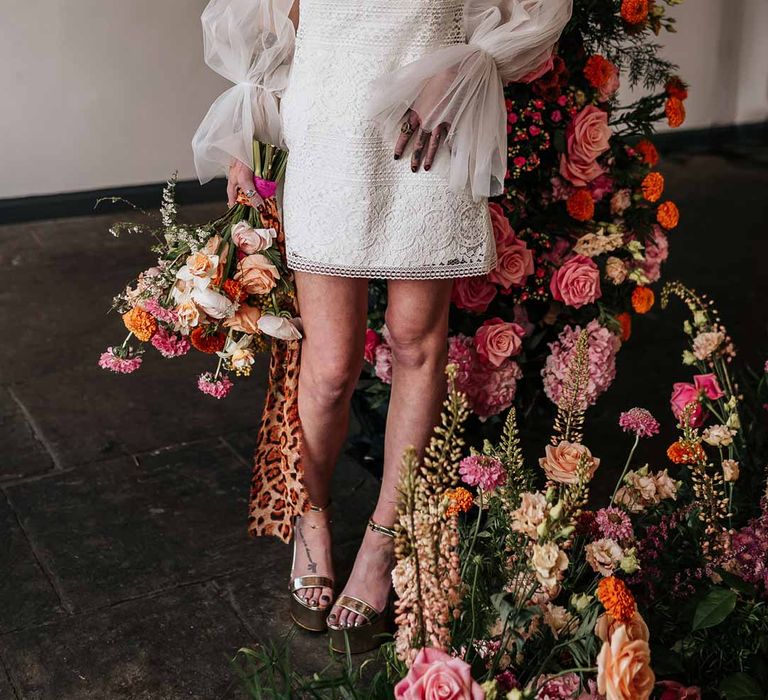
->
[280,0,494,279]
[193,0,572,279]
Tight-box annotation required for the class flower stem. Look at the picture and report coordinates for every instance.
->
[460,491,483,581]
[611,434,639,504]
[121,332,134,349]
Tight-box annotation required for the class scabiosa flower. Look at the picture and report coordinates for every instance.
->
[595,506,634,543]
[459,455,506,492]
[197,372,233,399]
[98,346,143,374]
[619,408,660,438]
[150,326,191,358]
[141,298,178,325]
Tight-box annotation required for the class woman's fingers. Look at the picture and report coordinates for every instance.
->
[422,123,447,172]
[236,172,264,209]
[394,109,420,160]
[410,128,430,172]
[226,178,237,207]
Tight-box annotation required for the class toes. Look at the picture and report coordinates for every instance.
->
[320,587,332,608]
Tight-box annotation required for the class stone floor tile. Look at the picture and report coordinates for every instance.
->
[0,495,64,634]
[0,584,250,700]
[0,390,54,481]
[4,444,274,612]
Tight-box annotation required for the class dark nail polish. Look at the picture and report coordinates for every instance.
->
[393,154,400,160]
[411,165,417,172]
[424,165,431,171]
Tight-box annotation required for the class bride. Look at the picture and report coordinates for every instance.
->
[193,0,571,653]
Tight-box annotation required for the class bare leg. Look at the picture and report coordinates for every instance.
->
[292,271,368,609]
[329,278,453,628]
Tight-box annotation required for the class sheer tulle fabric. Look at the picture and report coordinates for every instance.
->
[192,0,295,183]
[368,0,572,200]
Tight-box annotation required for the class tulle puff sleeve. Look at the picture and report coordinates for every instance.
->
[192,0,295,183]
[368,0,572,201]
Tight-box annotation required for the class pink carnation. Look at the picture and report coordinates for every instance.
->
[459,455,506,492]
[151,326,191,358]
[197,372,233,399]
[374,343,393,384]
[141,298,178,325]
[98,346,143,374]
[542,320,620,409]
[640,225,669,283]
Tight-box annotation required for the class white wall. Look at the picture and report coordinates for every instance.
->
[1,0,766,199]
[0,0,229,199]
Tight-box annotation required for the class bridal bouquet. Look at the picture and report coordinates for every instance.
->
[99,141,299,399]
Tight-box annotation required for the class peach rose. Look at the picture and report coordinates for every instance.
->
[451,276,497,314]
[595,611,649,644]
[489,237,534,290]
[174,299,201,334]
[394,647,484,700]
[223,304,262,334]
[560,105,612,186]
[235,254,280,295]
[597,625,655,700]
[550,255,602,309]
[186,250,217,278]
[474,318,525,367]
[231,221,276,254]
[539,441,600,484]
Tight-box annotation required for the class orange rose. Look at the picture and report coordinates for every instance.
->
[122,306,157,342]
[567,189,595,222]
[235,254,280,295]
[621,0,649,25]
[223,304,262,335]
[657,201,680,230]
[641,172,664,202]
[597,626,655,700]
[631,286,655,314]
[665,97,686,128]
[539,441,600,484]
[596,611,649,643]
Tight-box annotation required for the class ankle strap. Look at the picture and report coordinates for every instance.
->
[309,499,331,513]
[368,518,396,538]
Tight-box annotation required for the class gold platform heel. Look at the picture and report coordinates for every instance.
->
[289,501,334,632]
[328,518,395,654]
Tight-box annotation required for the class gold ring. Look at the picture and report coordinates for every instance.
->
[400,120,414,135]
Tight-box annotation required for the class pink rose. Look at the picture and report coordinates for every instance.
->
[670,382,705,427]
[394,648,484,700]
[559,105,612,186]
[658,681,702,700]
[231,221,276,254]
[549,255,602,309]
[489,237,534,290]
[474,318,525,367]
[694,373,725,400]
[451,276,497,314]
[364,328,382,364]
[489,202,515,246]
[521,54,555,84]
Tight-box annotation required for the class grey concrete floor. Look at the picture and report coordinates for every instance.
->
[0,145,766,698]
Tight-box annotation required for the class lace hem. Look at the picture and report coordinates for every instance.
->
[287,253,497,280]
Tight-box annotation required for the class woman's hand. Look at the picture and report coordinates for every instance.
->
[227,160,265,209]
[394,111,449,173]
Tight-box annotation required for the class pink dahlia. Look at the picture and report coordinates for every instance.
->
[542,320,620,409]
[197,372,233,399]
[151,326,191,358]
[619,407,660,438]
[98,346,143,374]
[459,455,506,492]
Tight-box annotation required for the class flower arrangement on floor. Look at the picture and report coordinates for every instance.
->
[236,281,768,698]
[357,0,689,444]
[98,142,301,398]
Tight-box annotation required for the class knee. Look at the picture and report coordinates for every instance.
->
[300,357,359,407]
[385,315,447,370]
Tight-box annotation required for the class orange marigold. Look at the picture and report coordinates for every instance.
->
[656,201,680,230]
[666,76,689,101]
[667,440,706,465]
[597,576,636,624]
[190,327,227,354]
[222,278,248,303]
[445,487,474,517]
[122,306,157,342]
[641,172,664,202]
[621,0,649,25]
[616,312,632,342]
[567,189,595,222]
[631,286,655,314]
[665,96,686,128]
[635,139,659,167]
